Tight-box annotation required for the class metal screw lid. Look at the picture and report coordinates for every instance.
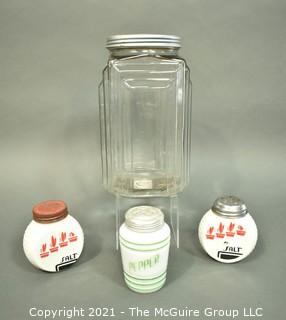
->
[33,200,68,223]
[212,196,248,217]
[106,34,181,49]
[125,206,164,233]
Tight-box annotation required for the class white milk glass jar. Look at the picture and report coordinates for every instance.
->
[99,34,191,197]
[119,206,171,293]
[23,200,84,272]
[198,196,258,263]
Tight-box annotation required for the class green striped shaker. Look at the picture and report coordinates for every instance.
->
[119,206,171,293]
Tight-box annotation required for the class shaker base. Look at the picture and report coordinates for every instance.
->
[124,271,167,294]
[125,277,166,294]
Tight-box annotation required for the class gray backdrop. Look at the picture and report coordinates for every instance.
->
[1,0,285,319]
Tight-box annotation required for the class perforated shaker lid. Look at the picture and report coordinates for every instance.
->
[212,196,248,217]
[125,206,164,232]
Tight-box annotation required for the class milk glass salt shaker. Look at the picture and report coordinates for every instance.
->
[23,200,84,272]
[99,34,191,198]
[198,196,258,263]
[119,206,171,293]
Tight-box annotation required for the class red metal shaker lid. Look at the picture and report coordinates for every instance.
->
[32,200,68,223]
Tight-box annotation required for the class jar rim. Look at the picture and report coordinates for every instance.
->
[106,34,181,49]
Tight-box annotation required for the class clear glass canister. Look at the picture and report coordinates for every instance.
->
[99,34,191,197]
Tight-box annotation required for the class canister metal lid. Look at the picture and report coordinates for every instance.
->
[125,206,164,232]
[106,34,181,49]
[212,196,248,217]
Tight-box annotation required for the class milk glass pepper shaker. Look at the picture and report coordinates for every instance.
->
[119,206,171,293]
[23,200,84,272]
[198,196,258,263]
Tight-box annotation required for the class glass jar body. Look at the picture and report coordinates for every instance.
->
[99,48,191,197]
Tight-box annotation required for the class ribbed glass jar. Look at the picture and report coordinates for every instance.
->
[99,34,191,197]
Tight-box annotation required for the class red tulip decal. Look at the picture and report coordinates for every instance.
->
[206,226,215,239]
[59,231,68,247]
[61,232,66,242]
[40,243,49,258]
[228,223,235,231]
[205,221,247,241]
[69,232,78,242]
[40,230,78,256]
[50,235,58,252]
[237,225,246,236]
[51,236,57,247]
[216,222,225,238]
[226,222,235,237]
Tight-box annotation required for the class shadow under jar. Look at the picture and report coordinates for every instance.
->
[99,34,192,197]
